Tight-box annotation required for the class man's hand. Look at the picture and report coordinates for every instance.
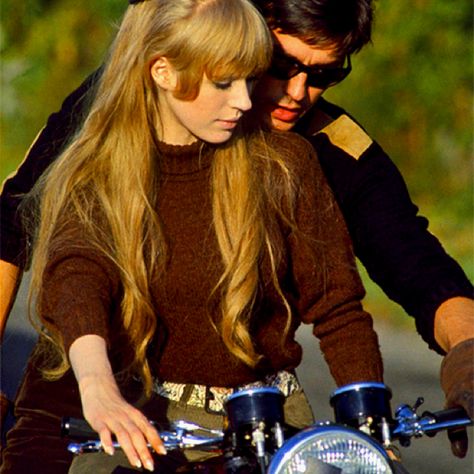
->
[435,297,474,458]
[440,338,474,458]
[0,260,22,341]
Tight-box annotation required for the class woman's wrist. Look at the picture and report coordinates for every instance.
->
[69,334,115,387]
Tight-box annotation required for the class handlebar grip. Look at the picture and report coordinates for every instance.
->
[61,417,97,440]
[425,408,473,425]
[417,407,473,437]
[61,417,164,441]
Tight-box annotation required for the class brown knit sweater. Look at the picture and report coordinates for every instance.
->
[40,131,383,387]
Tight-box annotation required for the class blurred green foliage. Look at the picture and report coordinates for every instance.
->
[1,0,125,166]
[1,0,472,323]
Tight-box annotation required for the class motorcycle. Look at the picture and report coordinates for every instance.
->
[62,382,472,473]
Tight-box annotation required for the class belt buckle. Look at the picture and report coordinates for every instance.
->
[204,386,226,416]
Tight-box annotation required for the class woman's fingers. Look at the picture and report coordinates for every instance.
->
[112,422,143,470]
[70,338,164,470]
[142,419,166,456]
[92,409,165,471]
[128,411,167,470]
[76,366,164,470]
[118,417,154,470]
[132,411,166,455]
[97,424,115,456]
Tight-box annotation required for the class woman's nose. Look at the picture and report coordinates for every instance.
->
[230,80,253,112]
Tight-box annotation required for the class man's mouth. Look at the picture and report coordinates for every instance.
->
[270,105,302,123]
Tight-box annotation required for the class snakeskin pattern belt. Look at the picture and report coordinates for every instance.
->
[152,370,301,415]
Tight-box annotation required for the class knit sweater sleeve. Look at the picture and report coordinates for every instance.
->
[38,219,121,354]
[283,133,384,386]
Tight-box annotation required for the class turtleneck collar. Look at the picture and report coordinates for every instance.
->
[157,140,215,176]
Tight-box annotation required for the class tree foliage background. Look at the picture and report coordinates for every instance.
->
[1,0,472,323]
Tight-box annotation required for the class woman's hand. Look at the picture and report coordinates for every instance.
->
[69,335,166,471]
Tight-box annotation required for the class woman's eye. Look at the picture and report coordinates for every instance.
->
[213,81,232,90]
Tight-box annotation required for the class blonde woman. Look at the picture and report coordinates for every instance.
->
[1,0,383,472]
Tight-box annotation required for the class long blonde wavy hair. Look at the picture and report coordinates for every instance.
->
[28,0,297,394]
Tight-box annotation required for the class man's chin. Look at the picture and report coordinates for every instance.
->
[271,118,296,132]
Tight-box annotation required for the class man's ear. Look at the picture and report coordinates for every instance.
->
[150,57,177,90]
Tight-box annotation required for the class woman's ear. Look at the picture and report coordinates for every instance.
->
[150,57,177,90]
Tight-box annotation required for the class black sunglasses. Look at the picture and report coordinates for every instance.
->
[268,46,352,89]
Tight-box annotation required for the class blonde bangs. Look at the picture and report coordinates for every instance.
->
[204,25,272,82]
[169,0,272,99]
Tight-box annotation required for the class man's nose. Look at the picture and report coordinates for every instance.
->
[285,73,308,102]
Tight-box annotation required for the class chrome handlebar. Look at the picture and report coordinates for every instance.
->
[64,399,472,455]
[66,419,225,455]
[391,397,472,446]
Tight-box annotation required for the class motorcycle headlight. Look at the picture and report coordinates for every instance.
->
[268,424,394,474]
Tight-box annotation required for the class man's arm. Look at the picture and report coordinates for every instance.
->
[0,260,21,340]
[307,106,473,457]
[306,107,473,353]
[0,69,101,328]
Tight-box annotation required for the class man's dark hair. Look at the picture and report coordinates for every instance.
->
[252,0,374,54]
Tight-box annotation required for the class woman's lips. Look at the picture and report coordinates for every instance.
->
[217,119,239,129]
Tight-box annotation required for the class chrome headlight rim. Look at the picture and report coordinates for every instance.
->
[268,422,395,474]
